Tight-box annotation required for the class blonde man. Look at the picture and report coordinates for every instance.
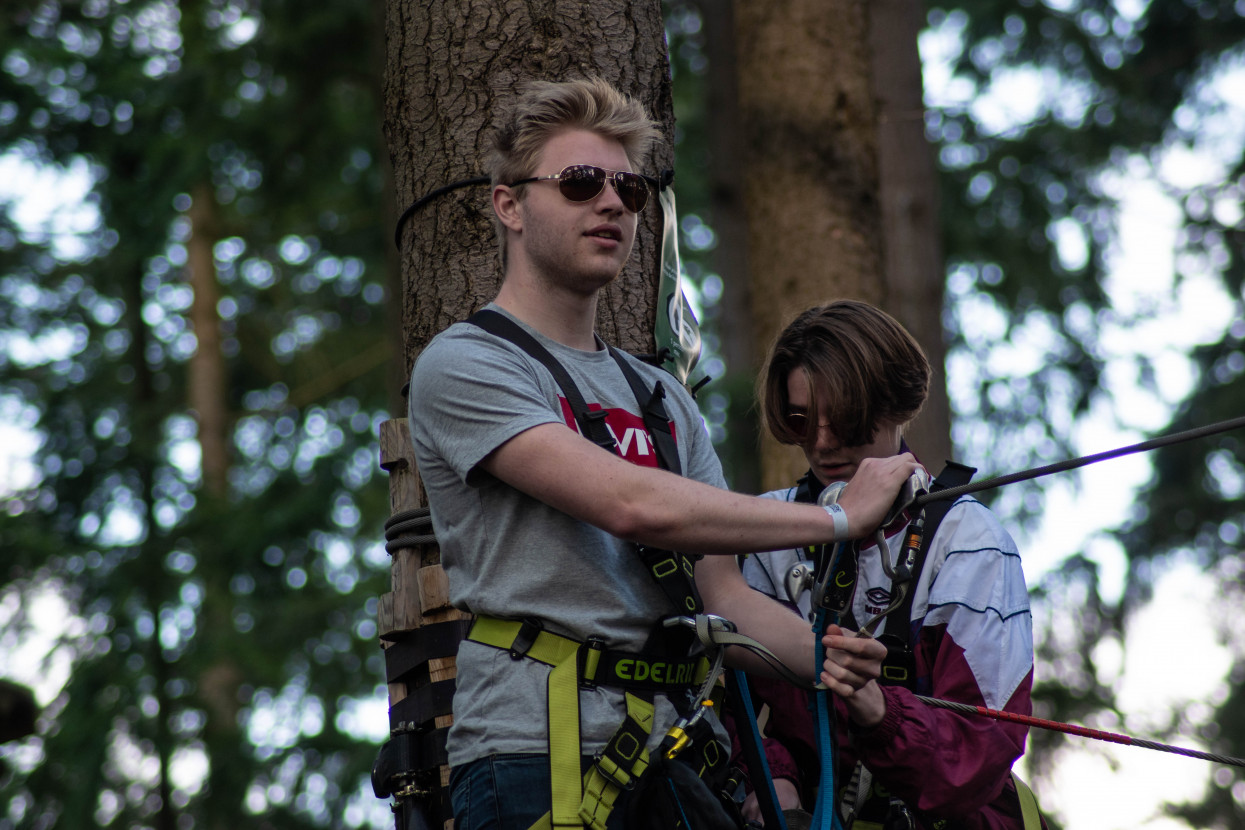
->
[408,81,918,829]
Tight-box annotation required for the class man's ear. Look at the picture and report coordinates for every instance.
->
[493,185,524,233]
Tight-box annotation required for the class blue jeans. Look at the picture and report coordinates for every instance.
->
[449,754,629,830]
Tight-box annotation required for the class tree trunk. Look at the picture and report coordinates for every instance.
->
[187,182,227,496]
[733,0,951,490]
[733,0,885,491]
[868,0,952,469]
[695,0,762,494]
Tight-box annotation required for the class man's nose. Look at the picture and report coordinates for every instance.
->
[594,179,626,213]
[809,422,841,451]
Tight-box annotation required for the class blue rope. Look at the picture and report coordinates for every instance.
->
[809,537,849,830]
[728,669,788,830]
[809,608,845,830]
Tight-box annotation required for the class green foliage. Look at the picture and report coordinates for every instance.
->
[5,1,1245,828]
[928,1,1245,824]
[1,1,394,828]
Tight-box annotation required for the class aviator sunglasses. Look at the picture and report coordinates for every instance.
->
[509,164,650,213]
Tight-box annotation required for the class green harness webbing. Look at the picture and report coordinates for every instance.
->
[1015,773,1041,830]
[467,617,713,829]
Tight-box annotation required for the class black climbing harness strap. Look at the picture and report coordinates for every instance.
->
[466,309,704,617]
[608,347,681,474]
[467,309,618,454]
[873,460,976,688]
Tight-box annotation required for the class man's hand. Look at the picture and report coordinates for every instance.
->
[820,624,887,728]
[836,453,920,539]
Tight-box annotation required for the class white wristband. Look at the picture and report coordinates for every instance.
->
[822,502,849,541]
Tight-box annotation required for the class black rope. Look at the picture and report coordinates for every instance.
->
[385,506,436,553]
[385,507,431,530]
[394,176,490,250]
[913,413,1245,509]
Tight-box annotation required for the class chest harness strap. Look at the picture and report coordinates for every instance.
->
[468,309,703,616]
[462,310,725,829]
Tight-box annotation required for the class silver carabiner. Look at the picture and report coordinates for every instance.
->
[878,469,931,532]
[661,613,737,634]
[784,560,815,605]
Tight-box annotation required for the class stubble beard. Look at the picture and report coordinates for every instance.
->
[526,225,629,298]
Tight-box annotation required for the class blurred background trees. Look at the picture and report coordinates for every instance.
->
[2,1,1244,828]
[1,2,396,827]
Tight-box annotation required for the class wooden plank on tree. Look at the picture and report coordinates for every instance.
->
[417,564,451,614]
[379,418,423,515]
[377,591,396,638]
[390,548,422,632]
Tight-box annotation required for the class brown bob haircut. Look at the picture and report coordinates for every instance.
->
[760,300,931,448]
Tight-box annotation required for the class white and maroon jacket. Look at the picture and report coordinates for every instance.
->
[735,485,1036,828]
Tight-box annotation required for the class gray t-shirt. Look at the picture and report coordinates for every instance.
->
[407,305,729,766]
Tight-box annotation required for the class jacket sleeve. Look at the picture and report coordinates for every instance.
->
[848,664,1031,821]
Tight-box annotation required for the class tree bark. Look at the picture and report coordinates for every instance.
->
[385,0,676,372]
[733,0,885,491]
[869,0,952,468]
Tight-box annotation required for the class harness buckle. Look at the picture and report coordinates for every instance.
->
[577,636,607,688]
[876,633,916,687]
[579,409,617,453]
[509,617,543,660]
[589,742,644,793]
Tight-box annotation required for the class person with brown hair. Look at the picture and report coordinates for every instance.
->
[732,300,1040,829]
[406,81,920,829]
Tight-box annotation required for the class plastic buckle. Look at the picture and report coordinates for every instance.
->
[580,410,616,452]
[577,636,607,687]
[509,617,543,660]
[877,634,915,687]
[590,746,642,792]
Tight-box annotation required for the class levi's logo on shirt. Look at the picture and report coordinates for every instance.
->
[557,398,676,468]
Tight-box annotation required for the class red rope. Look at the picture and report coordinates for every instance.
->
[916,695,1245,767]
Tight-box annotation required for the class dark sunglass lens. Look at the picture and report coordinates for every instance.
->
[784,412,809,435]
[558,165,607,202]
[614,173,648,212]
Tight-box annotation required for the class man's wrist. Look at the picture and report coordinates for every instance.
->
[822,502,849,541]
